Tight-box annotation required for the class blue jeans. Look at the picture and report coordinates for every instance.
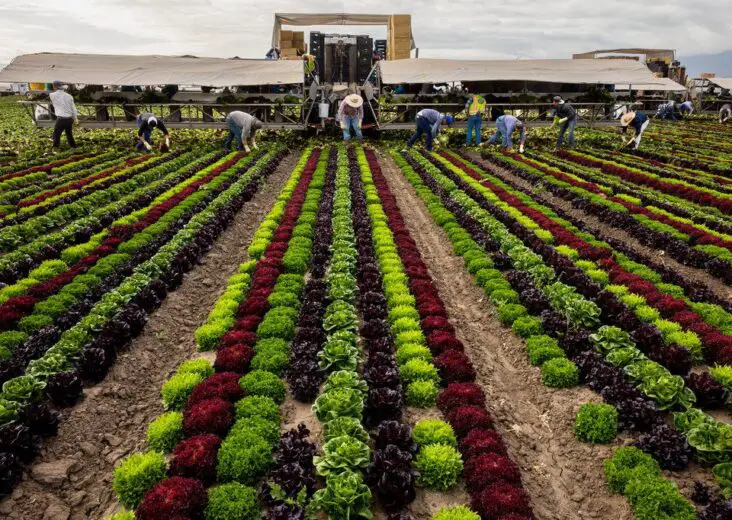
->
[466,115,482,145]
[342,116,362,141]
[224,119,244,151]
[659,111,677,120]
[489,119,510,148]
[557,117,577,147]
[135,116,152,150]
[406,116,435,150]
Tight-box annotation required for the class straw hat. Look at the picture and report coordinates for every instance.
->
[620,112,636,127]
[345,94,364,108]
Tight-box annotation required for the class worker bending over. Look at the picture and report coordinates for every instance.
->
[224,111,262,153]
[551,96,578,149]
[720,104,732,124]
[656,100,677,120]
[620,111,650,150]
[404,109,454,152]
[337,94,364,142]
[464,92,487,146]
[678,100,694,116]
[49,81,78,150]
[136,113,170,151]
[484,115,526,153]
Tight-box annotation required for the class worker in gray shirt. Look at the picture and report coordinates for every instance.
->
[404,109,454,151]
[224,111,263,153]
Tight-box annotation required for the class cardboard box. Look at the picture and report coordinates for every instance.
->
[279,40,295,50]
[280,30,293,40]
[293,31,305,42]
[280,48,299,57]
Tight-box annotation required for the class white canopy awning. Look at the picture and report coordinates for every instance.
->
[615,77,687,92]
[710,78,732,91]
[379,58,662,85]
[271,13,415,49]
[0,53,303,87]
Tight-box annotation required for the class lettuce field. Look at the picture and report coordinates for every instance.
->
[0,103,731,520]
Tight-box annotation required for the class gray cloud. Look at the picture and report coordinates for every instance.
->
[1,0,731,65]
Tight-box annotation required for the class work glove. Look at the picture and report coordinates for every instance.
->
[558,117,568,124]
[253,141,259,150]
[357,119,362,129]
[244,145,251,153]
[340,121,346,130]
[143,141,152,151]
[519,144,525,153]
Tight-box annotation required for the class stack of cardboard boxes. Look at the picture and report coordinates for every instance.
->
[279,30,308,60]
[387,15,411,60]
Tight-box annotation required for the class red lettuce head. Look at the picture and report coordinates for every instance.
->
[234,315,262,332]
[169,434,221,483]
[135,476,207,520]
[472,483,531,518]
[183,398,234,437]
[214,345,254,374]
[460,427,507,460]
[437,383,486,413]
[421,316,455,334]
[427,330,464,354]
[220,330,257,347]
[435,350,476,383]
[464,453,521,492]
[187,372,245,406]
[447,405,493,438]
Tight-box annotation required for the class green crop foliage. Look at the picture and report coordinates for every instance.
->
[204,483,259,520]
[235,395,281,423]
[541,358,579,388]
[239,370,286,404]
[161,372,203,410]
[146,411,184,452]
[413,419,457,448]
[575,403,618,444]
[406,380,439,408]
[415,444,463,491]
[113,451,167,509]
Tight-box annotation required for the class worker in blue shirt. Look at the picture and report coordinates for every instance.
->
[656,100,677,120]
[485,115,526,152]
[404,109,454,151]
[678,100,694,116]
[620,111,650,149]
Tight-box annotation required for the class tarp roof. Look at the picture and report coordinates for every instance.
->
[710,78,732,91]
[271,13,415,49]
[615,77,687,92]
[573,48,675,59]
[379,58,662,85]
[0,53,303,86]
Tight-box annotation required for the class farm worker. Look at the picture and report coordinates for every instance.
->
[678,100,694,116]
[337,94,364,142]
[656,100,677,120]
[49,81,78,150]
[720,104,732,123]
[265,48,280,60]
[465,93,487,146]
[136,113,170,152]
[404,109,454,152]
[224,111,262,153]
[620,111,650,150]
[485,115,526,153]
[551,96,578,148]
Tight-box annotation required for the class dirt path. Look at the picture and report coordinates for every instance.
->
[465,151,732,303]
[1,152,299,520]
[376,150,633,520]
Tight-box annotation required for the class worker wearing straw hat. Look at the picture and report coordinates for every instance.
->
[619,111,650,150]
[337,93,365,142]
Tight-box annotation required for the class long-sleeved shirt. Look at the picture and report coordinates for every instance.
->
[622,112,649,134]
[417,109,443,137]
[49,90,78,119]
[720,104,732,121]
[497,115,526,148]
[226,111,257,138]
[337,99,364,122]
[656,102,675,117]
[679,101,693,113]
[138,112,169,136]
[555,102,577,121]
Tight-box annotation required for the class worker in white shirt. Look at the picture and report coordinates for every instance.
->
[49,81,78,149]
[720,104,732,124]
[678,100,694,116]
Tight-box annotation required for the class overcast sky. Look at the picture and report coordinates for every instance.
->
[1,0,731,66]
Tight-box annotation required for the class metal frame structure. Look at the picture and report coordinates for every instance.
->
[691,78,732,114]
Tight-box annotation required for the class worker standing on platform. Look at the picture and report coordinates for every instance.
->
[404,109,454,152]
[224,110,262,153]
[136,113,170,151]
[49,81,78,150]
[337,93,364,142]
[679,100,694,116]
[551,96,578,149]
[484,115,526,153]
[720,104,732,123]
[620,111,650,150]
[464,92,487,146]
